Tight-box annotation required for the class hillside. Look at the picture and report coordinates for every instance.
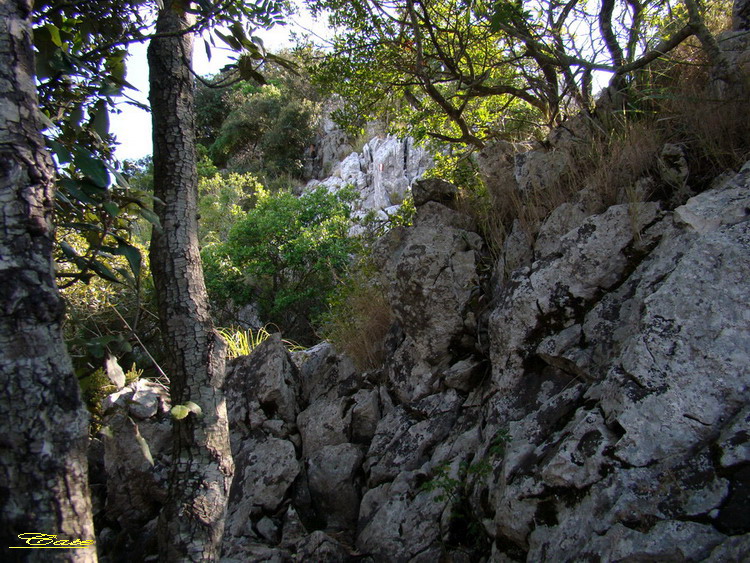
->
[92,16,750,559]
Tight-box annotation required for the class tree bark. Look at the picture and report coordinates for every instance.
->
[147,1,234,560]
[0,1,96,561]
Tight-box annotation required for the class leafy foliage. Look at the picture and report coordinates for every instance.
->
[202,186,360,342]
[198,171,265,243]
[308,0,701,148]
[209,84,316,178]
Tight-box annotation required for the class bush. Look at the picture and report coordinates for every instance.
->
[203,186,359,342]
[208,84,316,180]
[198,172,265,244]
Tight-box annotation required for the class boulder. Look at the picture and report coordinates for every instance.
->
[225,334,301,432]
[365,391,462,486]
[101,381,171,531]
[384,207,479,367]
[306,135,432,216]
[307,443,364,530]
[297,397,351,459]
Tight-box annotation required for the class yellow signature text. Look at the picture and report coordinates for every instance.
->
[10,533,94,548]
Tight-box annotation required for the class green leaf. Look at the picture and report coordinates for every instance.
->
[105,161,130,189]
[48,140,72,164]
[45,24,62,47]
[73,147,110,188]
[92,99,110,138]
[103,201,120,216]
[139,207,161,230]
[215,29,242,51]
[91,260,122,283]
[104,240,142,279]
[171,405,190,420]
[184,401,203,416]
[59,240,79,259]
[135,430,154,466]
[59,179,97,205]
[68,104,84,128]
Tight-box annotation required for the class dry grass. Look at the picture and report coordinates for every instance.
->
[471,23,750,250]
[573,118,665,211]
[320,275,393,371]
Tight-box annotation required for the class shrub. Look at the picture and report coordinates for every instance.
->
[203,185,359,343]
[197,172,265,244]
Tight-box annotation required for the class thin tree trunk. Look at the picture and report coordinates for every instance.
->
[147,1,233,560]
[0,0,96,561]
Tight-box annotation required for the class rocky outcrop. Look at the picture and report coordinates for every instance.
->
[99,159,750,561]
[307,135,432,218]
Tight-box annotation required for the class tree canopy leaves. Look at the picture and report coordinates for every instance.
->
[307,0,701,147]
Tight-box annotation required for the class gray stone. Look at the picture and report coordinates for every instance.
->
[294,530,352,562]
[293,341,360,406]
[605,219,750,466]
[101,411,170,531]
[226,436,299,531]
[514,148,572,197]
[534,201,591,259]
[102,379,170,420]
[306,134,432,216]
[256,516,279,543]
[539,408,617,489]
[350,389,381,443]
[297,397,351,459]
[411,178,458,207]
[673,163,750,234]
[718,406,750,468]
[307,443,364,530]
[707,534,750,562]
[577,521,725,562]
[225,335,300,430]
[356,471,447,561]
[384,218,478,367]
[442,358,484,392]
[489,202,662,393]
[366,391,462,486]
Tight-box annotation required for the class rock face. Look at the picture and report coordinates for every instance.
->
[307,134,433,218]
[100,157,750,560]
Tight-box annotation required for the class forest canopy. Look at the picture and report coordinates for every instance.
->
[306,0,721,146]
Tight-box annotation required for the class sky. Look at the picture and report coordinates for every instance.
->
[110,5,331,162]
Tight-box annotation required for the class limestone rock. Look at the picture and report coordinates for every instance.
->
[225,334,301,432]
[101,381,171,531]
[366,391,462,486]
[350,389,381,443]
[356,471,448,561]
[297,397,351,459]
[718,406,750,468]
[307,443,364,530]
[411,178,457,207]
[533,201,591,259]
[307,135,431,216]
[294,530,352,562]
[490,202,662,399]
[226,436,299,528]
[384,208,479,368]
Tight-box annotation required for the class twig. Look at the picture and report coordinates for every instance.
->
[111,305,170,385]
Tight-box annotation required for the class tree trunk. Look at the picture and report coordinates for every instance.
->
[147,1,234,560]
[0,1,96,561]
